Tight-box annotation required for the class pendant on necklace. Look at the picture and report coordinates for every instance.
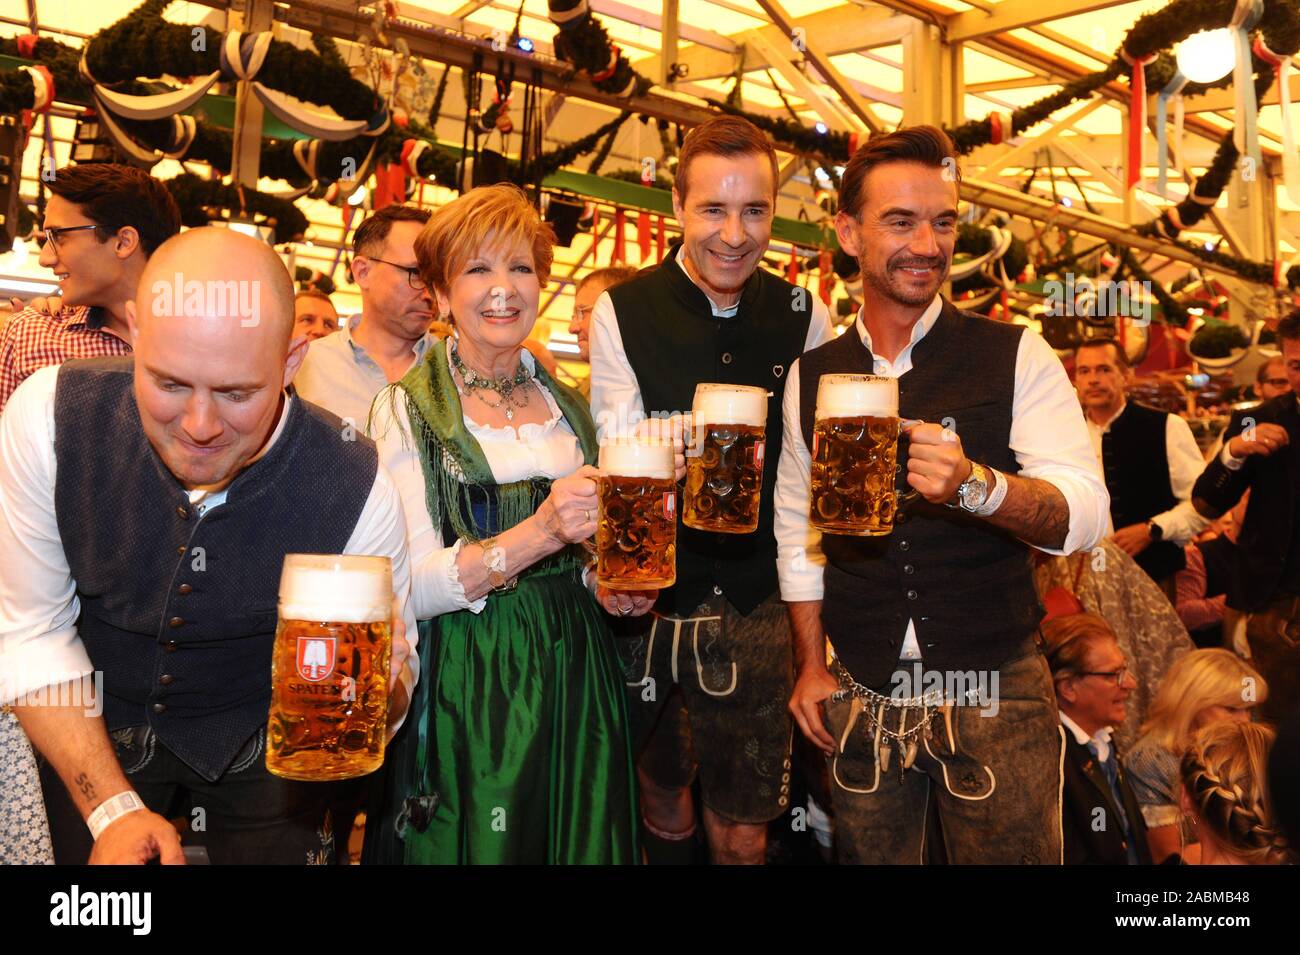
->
[505,407,514,422]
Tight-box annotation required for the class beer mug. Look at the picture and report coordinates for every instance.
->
[684,383,768,534]
[809,374,915,537]
[596,438,677,590]
[266,554,393,781]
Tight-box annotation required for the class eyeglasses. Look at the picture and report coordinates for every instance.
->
[41,224,102,250]
[1075,666,1129,687]
[366,256,426,291]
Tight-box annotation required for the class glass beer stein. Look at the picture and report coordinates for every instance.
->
[809,374,915,537]
[684,383,768,534]
[596,438,677,590]
[266,554,392,781]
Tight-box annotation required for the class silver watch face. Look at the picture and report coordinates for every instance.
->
[959,475,988,510]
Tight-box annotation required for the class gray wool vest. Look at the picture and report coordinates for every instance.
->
[52,357,378,781]
[797,300,1044,688]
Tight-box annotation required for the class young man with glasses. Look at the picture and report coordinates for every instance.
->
[294,205,434,430]
[0,163,180,412]
[1042,613,1151,865]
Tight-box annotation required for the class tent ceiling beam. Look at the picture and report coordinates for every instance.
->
[755,0,886,133]
[635,2,910,82]
[948,0,1138,44]
[959,176,1269,285]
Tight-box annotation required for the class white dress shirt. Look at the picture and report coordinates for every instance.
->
[774,299,1111,661]
[1059,710,1115,764]
[0,365,419,719]
[369,347,586,620]
[1084,399,1210,544]
[589,248,835,439]
[293,314,435,432]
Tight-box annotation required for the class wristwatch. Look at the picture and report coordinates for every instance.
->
[952,462,991,513]
[1147,520,1164,541]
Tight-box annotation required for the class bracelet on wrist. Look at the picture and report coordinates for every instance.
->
[479,537,518,593]
[86,790,146,841]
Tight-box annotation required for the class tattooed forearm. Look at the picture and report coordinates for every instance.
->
[74,772,97,804]
[985,473,1070,550]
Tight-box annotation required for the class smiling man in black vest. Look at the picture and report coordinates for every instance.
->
[775,126,1109,864]
[1,227,415,864]
[589,115,833,864]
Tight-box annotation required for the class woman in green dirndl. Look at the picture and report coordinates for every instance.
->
[364,185,649,864]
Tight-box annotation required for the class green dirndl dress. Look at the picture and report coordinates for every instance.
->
[364,340,638,864]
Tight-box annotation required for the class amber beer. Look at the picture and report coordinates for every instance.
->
[684,383,768,534]
[266,554,392,781]
[810,374,903,537]
[596,439,677,590]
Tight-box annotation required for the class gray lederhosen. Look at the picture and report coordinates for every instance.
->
[613,590,793,824]
[822,639,1063,865]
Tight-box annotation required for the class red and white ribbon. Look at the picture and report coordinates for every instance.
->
[19,65,53,112]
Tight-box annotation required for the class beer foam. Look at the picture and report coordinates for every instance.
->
[816,374,898,419]
[692,384,767,428]
[599,439,675,479]
[279,554,392,623]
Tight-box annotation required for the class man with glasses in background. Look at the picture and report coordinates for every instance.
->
[568,266,636,398]
[0,163,181,413]
[294,205,434,431]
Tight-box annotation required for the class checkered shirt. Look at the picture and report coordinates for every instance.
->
[0,305,132,413]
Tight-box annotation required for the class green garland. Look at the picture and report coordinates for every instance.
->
[547,2,651,99]
[163,173,308,243]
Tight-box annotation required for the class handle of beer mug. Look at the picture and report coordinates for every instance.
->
[897,418,924,508]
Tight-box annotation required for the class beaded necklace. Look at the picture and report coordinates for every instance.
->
[449,341,533,421]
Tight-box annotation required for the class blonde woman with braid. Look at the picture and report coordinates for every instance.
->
[1179,722,1292,865]
[1127,649,1267,863]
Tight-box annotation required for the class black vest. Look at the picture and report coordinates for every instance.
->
[53,357,378,781]
[1100,402,1185,581]
[609,243,813,616]
[798,301,1043,688]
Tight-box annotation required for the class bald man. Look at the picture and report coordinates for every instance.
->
[0,228,416,865]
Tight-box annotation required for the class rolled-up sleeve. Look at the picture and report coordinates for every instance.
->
[774,359,825,601]
[368,387,487,621]
[1010,330,1111,555]
[0,367,92,704]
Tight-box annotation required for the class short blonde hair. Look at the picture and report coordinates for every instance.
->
[1181,721,1290,864]
[414,184,555,296]
[1141,649,1267,754]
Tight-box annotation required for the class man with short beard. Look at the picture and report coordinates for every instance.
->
[775,126,1109,864]
[0,228,415,864]
[294,205,435,430]
[590,115,832,864]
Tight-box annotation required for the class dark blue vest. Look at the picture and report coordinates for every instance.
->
[53,357,377,781]
[797,301,1044,688]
